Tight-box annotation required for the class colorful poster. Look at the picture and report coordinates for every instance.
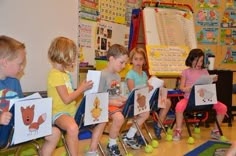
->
[100,0,126,24]
[134,87,149,116]
[197,28,218,44]
[195,84,217,106]
[222,46,236,63]
[197,0,220,8]
[84,92,108,126]
[220,28,236,45]
[80,0,99,21]
[95,23,113,58]
[13,97,52,144]
[79,23,92,48]
[221,8,236,28]
[196,9,219,26]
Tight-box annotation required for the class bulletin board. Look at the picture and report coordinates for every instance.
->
[0,0,78,92]
[142,7,197,76]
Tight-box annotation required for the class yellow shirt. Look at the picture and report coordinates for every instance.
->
[47,68,76,116]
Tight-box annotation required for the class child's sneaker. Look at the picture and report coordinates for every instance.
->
[85,151,99,156]
[211,129,220,140]
[122,135,141,149]
[153,122,162,140]
[173,129,182,141]
[134,134,147,146]
[106,144,122,156]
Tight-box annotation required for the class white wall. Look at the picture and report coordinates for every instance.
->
[0,0,78,92]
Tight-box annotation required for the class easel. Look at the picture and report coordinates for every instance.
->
[128,0,195,78]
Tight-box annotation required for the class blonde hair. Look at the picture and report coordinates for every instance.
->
[48,37,77,68]
[129,47,147,64]
[0,35,25,60]
[107,44,128,60]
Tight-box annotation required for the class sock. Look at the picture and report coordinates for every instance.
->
[126,127,137,138]
[108,138,117,147]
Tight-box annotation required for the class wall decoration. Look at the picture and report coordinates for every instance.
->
[220,28,236,45]
[80,0,99,21]
[197,28,218,44]
[196,9,219,26]
[79,23,92,48]
[197,0,220,8]
[222,46,236,63]
[221,8,236,28]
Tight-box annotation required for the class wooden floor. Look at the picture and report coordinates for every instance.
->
[53,118,236,156]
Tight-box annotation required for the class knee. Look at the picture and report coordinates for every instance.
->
[113,114,124,125]
[66,123,79,136]
[140,111,149,120]
[45,127,61,142]
[215,102,227,114]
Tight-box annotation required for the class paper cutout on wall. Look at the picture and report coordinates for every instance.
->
[197,28,218,44]
[196,9,219,26]
[222,46,236,63]
[220,28,236,45]
[197,0,220,8]
[221,8,236,28]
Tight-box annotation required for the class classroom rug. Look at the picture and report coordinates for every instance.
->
[184,140,231,156]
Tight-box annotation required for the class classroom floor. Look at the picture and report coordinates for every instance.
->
[53,118,236,156]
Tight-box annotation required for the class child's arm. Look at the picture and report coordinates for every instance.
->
[56,80,93,104]
[0,111,12,125]
[126,78,135,92]
[179,76,191,93]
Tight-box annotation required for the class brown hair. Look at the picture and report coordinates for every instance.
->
[107,44,128,60]
[185,48,205,68]
[48,36,77,68]
[129,47,147,64]
[0,35,25,60]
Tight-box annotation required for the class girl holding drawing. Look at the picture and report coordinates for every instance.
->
[47,37,102,156]
[173,48,227,141]
[123,47,171,148]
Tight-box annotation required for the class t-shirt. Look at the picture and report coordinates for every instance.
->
[0,77,23,147]
[125,69,148,89]
[0,77,23,112]
[182,68,209,98]
[47,68,76,116]
[98,69,121,100]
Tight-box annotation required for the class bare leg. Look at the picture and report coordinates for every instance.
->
[158,98,171,127]
[55,115,79,156]
[89,122,107,151]
[41,127,61,156]
[109,112,124,139]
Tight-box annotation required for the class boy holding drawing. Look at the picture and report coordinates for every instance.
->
[47,36,106,156]
[0,35,61,156]
[98,44,129,156]
[173,48,227,141]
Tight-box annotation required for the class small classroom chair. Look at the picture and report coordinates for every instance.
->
[58,96,106,156]
[170,85,226,144]
[0,106,41,156]
[119,87,157,155]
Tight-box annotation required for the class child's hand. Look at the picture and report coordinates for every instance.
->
[110,99,126,107]
[148,84,154,92]
[0,112,12,125]
[80,80,93,92]
[212,75,218,82]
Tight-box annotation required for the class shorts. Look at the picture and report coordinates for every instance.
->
[109,105,123,117]
[52,112,71,124]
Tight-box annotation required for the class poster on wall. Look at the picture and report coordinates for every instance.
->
[196,9,219,26]
[95,23,113,58]
[79,0,99,21]
[197,0,220,8]
[221,8,236,28]
[197,28,218,44]
[100,0,126,24]
[221,46,236,63]
[220,28,236,45]
[79,23,92,48]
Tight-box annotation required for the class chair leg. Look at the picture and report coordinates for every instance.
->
[133,119,148,146]
[118,119,129,155]
[143,122,154,140]
[215,117,223,136]
[98,142,105,156]
[170,118,176,130]
[153,111,167,135]
[183,114,192,137]
[61,133,71,156]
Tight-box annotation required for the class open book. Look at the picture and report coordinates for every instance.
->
[194,74,217,85]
